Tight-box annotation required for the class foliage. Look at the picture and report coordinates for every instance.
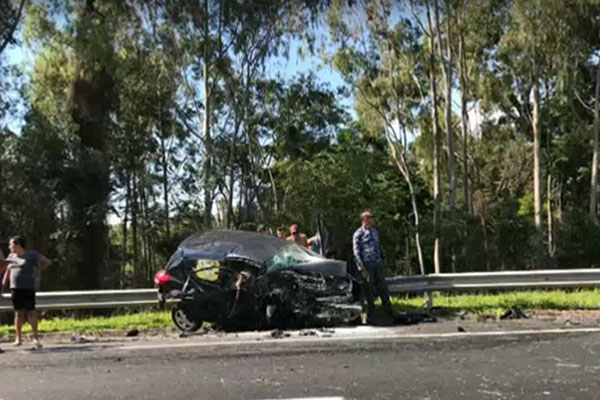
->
[1,0,600,291]
[0,310,172,336]
[394,290,600,314]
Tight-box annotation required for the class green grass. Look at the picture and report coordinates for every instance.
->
[2,290,600,336]
[392,289,600,316]
[0,311,171,337]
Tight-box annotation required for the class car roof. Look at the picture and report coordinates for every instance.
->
[178,229,292,264]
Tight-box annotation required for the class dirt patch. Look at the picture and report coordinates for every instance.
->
[532,309,600,326]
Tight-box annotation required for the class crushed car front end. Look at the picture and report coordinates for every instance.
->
[156,230,362,331]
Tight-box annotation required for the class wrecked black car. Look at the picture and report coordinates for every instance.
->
[154,230,362,332]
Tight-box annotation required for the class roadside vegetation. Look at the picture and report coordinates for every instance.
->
[394,290,600,316]
[2,1,600,291]
[3,290,600,336]
[0,310,172,336]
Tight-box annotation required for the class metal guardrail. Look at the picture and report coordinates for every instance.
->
[0,289,158,312]
[1,269,600,311]
[386,269,600,293]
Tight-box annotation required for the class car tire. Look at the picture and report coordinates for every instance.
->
[171,306,202,333]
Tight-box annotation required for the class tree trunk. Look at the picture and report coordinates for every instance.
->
[458,16,470,213]
[590,62,600,220]
[237,171,245,227]
[122,172,130,289]
[226,166,236,228]
[557,179,563,223]
[140,179,150,285]
[434,0,457,210]
[132,172,139,287]
[202,0,213,228]
[385,47,425,276]
[0,0,26,56]
[547,174,554,256]
[160,135,170,238]
[226,120,241,228]
[480,215,490,271]
[427,0,442,274]
[532,80,542,230]
[389,145,426,276]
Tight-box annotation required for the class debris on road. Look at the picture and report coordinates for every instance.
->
[396,312,438,324]
[298,329,318,336]
[70,336,97,344]
[500,307,529,320]
[126,328,140,337]
[270,329,291,339]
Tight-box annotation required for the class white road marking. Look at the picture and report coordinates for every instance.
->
[250,398,345,400]
[556,363,581,368]
[115,327,600,352]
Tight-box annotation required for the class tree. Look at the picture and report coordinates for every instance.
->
[495,0,592,261]
[67,0,120,288]
[0,0,25,56]
[590,63,600,220]
[433,0,456,210]
[329,0,430,274]
[0,0,26,243]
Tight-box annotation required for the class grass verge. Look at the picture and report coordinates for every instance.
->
[2,290,600,336]
[392,289,600,316]
[0,311,171,337]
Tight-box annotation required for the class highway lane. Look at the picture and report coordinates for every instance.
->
[1,327,600,400]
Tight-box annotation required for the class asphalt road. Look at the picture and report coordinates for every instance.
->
[1,327,600,400]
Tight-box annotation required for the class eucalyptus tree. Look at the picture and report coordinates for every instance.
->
[432,0,456,210]
[0,0,26,55]
[160,0,231,228]
[112,8,184,285]
[452,0,510,212]
[328,0,429,274]
[498,1,572,231]
[219,1,324,226]
[495,0,599,260]
[23,1,156,288]
[591,62,600,220]
[0,0,26,242]
[402,0,443,273]
[163,0,326,228]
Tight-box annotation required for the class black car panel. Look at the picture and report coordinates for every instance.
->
[156,230,361,330]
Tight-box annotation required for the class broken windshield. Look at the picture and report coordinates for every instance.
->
[266,243,324,273]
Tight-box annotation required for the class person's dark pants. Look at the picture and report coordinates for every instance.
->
[363,261,396,320]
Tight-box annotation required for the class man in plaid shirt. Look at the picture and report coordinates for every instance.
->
[353,210,399,323]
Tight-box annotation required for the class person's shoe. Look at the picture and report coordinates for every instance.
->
[13,339,22,346]
[33,339,42,349]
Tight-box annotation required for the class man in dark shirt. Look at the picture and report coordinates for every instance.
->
[353,210,399,323]
[6,236,51,348]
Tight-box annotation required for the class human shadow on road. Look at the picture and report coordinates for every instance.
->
[16,345,98,354]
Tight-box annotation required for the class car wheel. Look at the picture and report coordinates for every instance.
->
[171,306,202,333]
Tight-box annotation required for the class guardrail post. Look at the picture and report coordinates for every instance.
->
[425,292,434,310]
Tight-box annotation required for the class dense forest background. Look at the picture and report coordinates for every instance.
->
[1,0,600,289]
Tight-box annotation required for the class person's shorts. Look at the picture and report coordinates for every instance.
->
[11,289,36,311]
